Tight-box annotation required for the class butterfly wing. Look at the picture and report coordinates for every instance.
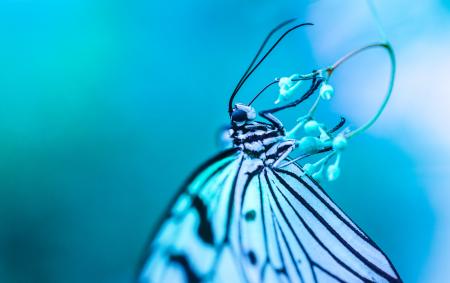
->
[250,163,401,282]
[137,149,401,283]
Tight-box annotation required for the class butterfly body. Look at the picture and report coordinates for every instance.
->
[230,120,296,167]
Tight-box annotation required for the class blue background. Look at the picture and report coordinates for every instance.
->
[0,0,449,282]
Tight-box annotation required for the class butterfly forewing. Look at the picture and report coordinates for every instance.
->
[138,149,242,283]
[271,164,400,282]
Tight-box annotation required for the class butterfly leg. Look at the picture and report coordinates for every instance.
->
[259,111,285,131]
[267,139,297,168]
[257,75,323,133]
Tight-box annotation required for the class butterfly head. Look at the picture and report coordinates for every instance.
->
[231,104,256,126]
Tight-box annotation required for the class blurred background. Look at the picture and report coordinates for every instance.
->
[0,0,449,282]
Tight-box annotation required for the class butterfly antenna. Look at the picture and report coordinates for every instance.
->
[247,79,279,106]
[228,21,314,114]
[228,19,296,114]
[234,19,296,93]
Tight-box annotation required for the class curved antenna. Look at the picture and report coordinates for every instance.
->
[247,79,279,106]
[232,19,296,97]
[228,22,314,114]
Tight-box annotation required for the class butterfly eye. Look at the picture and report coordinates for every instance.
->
[231,109,248,123]
[232,104,257,123]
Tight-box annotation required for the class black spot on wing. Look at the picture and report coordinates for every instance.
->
[248,250,257,265]
[244,210,256,222]
[192,196,214,245]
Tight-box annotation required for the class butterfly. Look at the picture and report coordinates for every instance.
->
[136,20,402,283]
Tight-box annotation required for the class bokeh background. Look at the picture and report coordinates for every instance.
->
[0,0,449,282]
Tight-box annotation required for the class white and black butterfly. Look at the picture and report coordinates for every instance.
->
[136,20,402,283]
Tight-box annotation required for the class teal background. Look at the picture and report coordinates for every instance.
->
[0,0,449,282]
